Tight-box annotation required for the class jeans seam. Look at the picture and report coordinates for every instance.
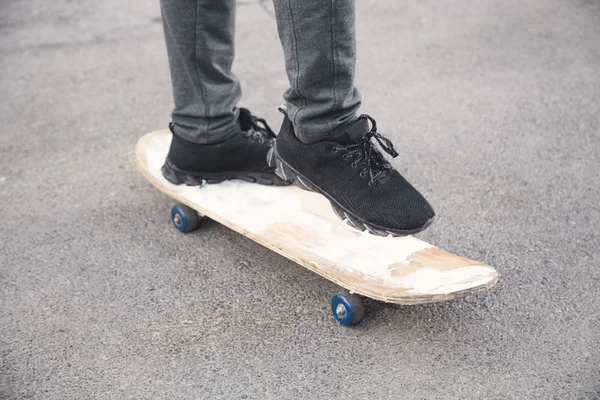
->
[330,0,337,134]
[193,0,210,138]
[286,0,306,130]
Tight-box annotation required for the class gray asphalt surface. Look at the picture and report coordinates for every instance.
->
[1,0,599,399]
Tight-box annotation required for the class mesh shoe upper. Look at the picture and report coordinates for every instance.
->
[166,108,277,174]
[274,115,435,232]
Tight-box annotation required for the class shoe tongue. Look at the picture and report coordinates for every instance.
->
[328,117,369,145]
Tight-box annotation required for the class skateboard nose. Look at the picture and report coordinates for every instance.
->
[398,265,499,297]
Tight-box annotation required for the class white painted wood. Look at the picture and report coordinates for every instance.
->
[136,130,498,304]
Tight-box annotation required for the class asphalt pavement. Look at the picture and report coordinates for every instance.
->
[1,0,599,398]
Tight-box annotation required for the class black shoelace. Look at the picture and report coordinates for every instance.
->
[333,115,399,185]
[242,116,276,144]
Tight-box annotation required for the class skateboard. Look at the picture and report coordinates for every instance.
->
[136,130,498,325]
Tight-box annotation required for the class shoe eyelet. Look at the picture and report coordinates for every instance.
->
[342,154,351,160]
[332,147,339,153]
[359,171,367,177]
[351,162,359,168]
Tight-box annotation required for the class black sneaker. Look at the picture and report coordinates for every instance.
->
[162,108,288,186]
[267,111,435,236]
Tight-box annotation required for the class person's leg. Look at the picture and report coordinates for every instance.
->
[160,0,240,144]
[272,0,363,143]
[159,0,287,186]
[269,0,435,235]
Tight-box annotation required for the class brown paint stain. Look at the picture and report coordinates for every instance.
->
[389,247,489,278]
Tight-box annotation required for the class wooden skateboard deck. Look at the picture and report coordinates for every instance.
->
[136,130,498,321]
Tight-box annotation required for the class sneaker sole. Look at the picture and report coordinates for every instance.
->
[162,158,290,187]
[267,148,435,237]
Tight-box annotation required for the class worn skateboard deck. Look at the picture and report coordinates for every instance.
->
[136,130,498,305]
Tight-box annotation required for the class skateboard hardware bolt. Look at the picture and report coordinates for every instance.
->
[173,213,182,226]
[335,303,347,318]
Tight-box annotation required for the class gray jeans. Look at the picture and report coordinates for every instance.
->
[160,0,362,144]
